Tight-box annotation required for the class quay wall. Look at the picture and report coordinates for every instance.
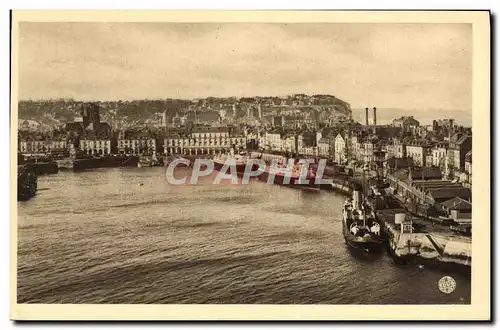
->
[378,210,471,273]
[23,161,59,175]
[73,155,139,171]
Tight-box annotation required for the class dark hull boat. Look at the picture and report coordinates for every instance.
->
[342,191,383,253]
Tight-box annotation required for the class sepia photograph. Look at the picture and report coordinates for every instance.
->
[10,10,490,321]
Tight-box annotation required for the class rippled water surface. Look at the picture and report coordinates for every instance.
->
[17,167,470,304]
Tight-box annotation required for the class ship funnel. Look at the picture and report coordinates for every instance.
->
[395,213,406,225]
[353,190,361,209]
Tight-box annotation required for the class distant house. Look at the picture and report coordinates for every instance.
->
[393,116,420,134]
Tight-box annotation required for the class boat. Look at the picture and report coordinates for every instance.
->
[341,164,384,253]
[213,150,258,176]
[258,160,320,190]
[18,165,37,201]
[138,158,153,168]
[342,190,383,252]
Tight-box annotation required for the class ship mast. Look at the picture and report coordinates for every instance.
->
[362,162,366,228]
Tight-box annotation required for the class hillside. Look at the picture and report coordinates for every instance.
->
[17,95,352,128]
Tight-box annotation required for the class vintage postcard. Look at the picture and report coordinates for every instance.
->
[10,10,490,321]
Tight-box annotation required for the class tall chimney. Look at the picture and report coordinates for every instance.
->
[373,107,377,126]
[365,107,369,126]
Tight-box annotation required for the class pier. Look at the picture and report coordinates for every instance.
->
[375,197,471,274]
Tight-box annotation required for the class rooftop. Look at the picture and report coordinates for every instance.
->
[427,187,472,202]
[410,167,443,181]
[439,196,472,212]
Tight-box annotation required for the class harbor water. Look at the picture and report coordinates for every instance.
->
[17,167,470,304]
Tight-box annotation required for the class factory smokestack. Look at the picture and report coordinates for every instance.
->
[373,107,377,126]
[365,107,369,126]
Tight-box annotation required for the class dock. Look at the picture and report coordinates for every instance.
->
[376,197,471,274]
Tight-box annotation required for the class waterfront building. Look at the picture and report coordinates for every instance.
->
[263,132,282,152]
[163,126,246,155]
[79,139,113,155]
[280,135,296,154]
[47,140,68,151]
[317,138,330,157]
[19,139,47,154]
[118,138,158,155]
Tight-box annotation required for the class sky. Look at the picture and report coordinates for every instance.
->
[18,22,472,111]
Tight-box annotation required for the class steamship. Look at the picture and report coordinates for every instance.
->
[213,150,260,176]
[341,165,383,253]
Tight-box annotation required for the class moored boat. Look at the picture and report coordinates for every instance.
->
[258,161,319,190]
[213,151,260,176]
[342,190,383,253]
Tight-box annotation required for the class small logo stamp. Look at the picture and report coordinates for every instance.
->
[438,276,456,294]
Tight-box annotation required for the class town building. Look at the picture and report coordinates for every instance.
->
[386,138,406,159]
[19,139,47,154]
[464,150,472,186]
[405,140,433,167]
[163,126,246,155]
[280,135,296,154]
[334,133,347,164]
[317,138,330,157]
[260,132,282,151]
[79,139,113,155]
[431,142,448,170]
[117,138,158,155]
[446,133,472,178]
